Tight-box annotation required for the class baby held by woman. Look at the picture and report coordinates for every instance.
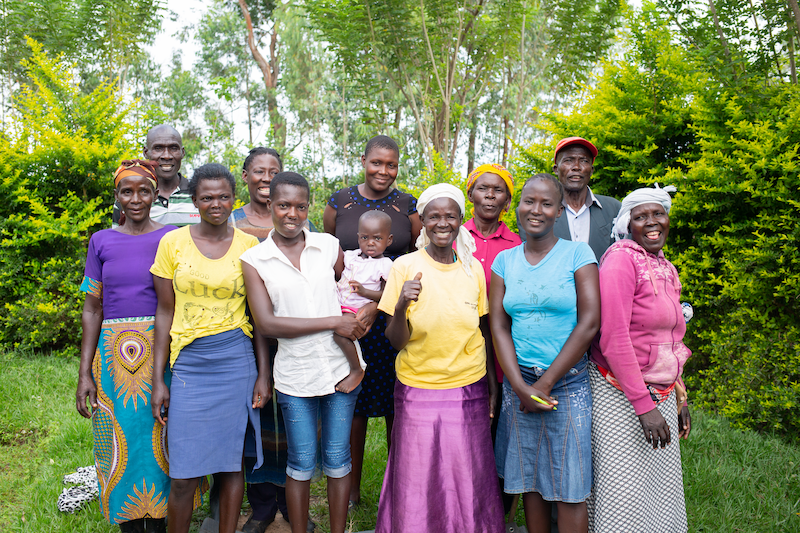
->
[334,211,394,392]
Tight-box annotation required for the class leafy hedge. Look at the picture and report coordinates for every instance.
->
[0,39,140,356]
[513,8,800,441]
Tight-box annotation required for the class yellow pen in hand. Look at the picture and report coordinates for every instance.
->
[531,394,557,410]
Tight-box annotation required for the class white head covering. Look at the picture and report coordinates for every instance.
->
[415,183,476,277]
[611,183,677,241]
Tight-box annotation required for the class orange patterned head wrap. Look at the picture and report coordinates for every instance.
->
[466,163,515,213]
[113,159,158,189]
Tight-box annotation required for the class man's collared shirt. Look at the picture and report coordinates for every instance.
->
[563,187,603,244]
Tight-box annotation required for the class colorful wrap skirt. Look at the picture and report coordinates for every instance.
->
[375,377,504,533]
[91,316,176,523]
[587,363,687,532]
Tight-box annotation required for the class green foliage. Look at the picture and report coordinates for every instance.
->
[514,4,800,441]
[0,0,161,91]
[514,3,704,199]
[669,84,800,441]
[0,39,140,355]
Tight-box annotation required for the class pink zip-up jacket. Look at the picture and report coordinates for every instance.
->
[590,239,691,415]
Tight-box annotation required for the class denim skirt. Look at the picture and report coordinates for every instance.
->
[167,329,262,479]
[495,355,592,502]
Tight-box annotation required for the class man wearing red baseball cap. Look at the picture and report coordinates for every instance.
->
[518,137,621,260]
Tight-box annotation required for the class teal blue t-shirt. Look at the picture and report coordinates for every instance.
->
[492,239,597,369]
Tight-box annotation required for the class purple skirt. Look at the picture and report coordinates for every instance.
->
[375,377,504,533]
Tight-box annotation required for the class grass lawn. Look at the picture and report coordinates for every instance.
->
[1,352,798,532]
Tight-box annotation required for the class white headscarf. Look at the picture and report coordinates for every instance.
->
[611,183,677,241]
[415,183,476,277]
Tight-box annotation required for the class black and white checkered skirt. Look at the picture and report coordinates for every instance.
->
[587,363,688,532]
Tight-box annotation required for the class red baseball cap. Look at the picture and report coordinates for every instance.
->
[554,137,598,162]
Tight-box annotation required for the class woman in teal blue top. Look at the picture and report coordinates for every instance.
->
[490,174,600,533]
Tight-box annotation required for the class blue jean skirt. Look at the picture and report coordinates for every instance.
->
[495,355,592,502]
[167,329,262,479]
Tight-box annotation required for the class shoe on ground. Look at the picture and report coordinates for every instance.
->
[242,514,275,533]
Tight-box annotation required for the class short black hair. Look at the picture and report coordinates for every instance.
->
[359,210,393,232]
[364,135,400,158]
[524,173,564,204]
[189,163,236,196]
[270,171,310,200]
[243,147,282,172]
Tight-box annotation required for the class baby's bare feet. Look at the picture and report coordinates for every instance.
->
[335,368,365,393]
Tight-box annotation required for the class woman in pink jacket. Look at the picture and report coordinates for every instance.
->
[587,185,691,533]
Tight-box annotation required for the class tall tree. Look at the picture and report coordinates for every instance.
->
[305,0,621,169]
[235,0,285,147]
[305,0,526,168]
[195,0,267,145]
[0,0,161,126]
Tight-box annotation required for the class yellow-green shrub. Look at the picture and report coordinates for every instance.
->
[0,39,140,355]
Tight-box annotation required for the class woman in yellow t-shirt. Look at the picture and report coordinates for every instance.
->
[150,164,270,533]
[374,184,504,533]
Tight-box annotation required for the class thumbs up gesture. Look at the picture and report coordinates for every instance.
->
[398,272,423,307]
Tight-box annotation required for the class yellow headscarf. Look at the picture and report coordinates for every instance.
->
[466,163,515,214]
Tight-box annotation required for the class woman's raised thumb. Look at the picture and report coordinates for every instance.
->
[414,272,423,281]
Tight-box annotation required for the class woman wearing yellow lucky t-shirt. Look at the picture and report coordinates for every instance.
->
[150,163,270,533]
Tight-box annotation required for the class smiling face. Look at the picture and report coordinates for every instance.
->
[629,202,670,254]
[468,172,511,222]
[553,145,594,195]
[193,178,234,227]
[422,197,462,249]
[115,175,156,223]
[269,183,309,240]
[143,127,184,183]
[242,153,281,207]
[518,178,563,240]
[361,146,399,195]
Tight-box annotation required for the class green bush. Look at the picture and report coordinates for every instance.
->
[512,7,800,441]
[668,84,800,441]
[0,39,140,355]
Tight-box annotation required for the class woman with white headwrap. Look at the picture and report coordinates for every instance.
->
[587,184,692,533]
[374,183,504,533]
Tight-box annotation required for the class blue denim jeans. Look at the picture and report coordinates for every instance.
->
[277,385,361,481]
[495,355,592,502]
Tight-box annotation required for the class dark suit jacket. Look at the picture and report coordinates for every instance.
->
[517,192,621,261]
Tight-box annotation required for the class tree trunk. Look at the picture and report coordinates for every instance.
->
[342,86,348,187]
[788,0,800,41]
[245,74,253,144]
[237,0,285,147]
[707,0,735,78]
[789,27,797,83]
[502,116,510,167]
[467,111,477,175]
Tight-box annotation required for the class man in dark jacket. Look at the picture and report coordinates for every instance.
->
[518,137,621,261]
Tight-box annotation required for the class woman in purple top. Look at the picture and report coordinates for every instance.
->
[76,160,176,533]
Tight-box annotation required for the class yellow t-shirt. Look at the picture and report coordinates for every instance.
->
[378,248,488,389]
[150,226,259,366]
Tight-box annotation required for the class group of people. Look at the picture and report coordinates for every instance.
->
[77,126,693,533]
